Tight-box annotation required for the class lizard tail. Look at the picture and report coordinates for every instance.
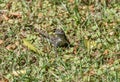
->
[34,28,50,39]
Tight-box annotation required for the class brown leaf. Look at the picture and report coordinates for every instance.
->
[89,5,95,12]
[15,41,19,46]
[2,14,9,21]
[84,68,95,76]
[89,69,95,76]
[6,44,16,50]
[38,13,43,18]
[103,49,109,55]
[6,2,12,10]
[0,40,3,45]
[69,0,74,3]
[26,0,32,2]
[9,12,22,18]
[73,45,79,55]
[58,13,63,17]
[0,76,9,82]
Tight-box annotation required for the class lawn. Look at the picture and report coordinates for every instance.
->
[0,0,120,82]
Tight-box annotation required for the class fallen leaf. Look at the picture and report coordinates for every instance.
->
[103,49,109,55]
[23,39,37,52]
[26,0,32,2]
[0,76,9,82]
[9,12,22,18]
[15,41,19,46]
[6,44,16,50]
[89,69,95,76]
[23,39,42,54]
[89,5,95,12]
[6,2,12,10]
[84,68,95,76]
[38,13,43,18]
[0,40,3,45]
[73,45,79,55]
[2,14,9,21]
[69,0,74,3]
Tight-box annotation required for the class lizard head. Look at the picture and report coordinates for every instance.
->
[54,28,65,35]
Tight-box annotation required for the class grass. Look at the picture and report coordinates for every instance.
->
[0,0,120,82]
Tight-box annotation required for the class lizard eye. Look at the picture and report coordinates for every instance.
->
[53,28,56,32]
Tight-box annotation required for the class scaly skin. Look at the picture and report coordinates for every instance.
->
[35,28,70,47]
